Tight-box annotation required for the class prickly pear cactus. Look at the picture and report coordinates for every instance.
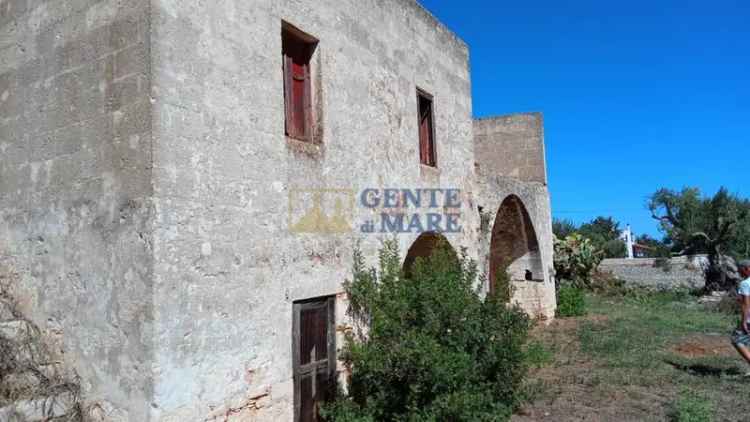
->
[553,234,602,287]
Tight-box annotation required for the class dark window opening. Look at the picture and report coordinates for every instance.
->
[293,296,335,422]
[282,23,318,142]
[417,90,436,167]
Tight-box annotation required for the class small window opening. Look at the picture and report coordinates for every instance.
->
[282,23,318,142]
[417,90,436,166]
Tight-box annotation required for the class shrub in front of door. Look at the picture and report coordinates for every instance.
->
[324,239,531,421]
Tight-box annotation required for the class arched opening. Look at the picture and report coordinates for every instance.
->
[489,196,544,296]
[403,232,458,278]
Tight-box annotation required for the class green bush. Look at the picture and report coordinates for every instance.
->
[324,239,531,421]
[601,239,627,259]
[524,341,553,369]
[492,263,513,304]
[669,389,714,422]
[556,286,587,317]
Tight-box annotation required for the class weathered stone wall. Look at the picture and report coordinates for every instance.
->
[599,256,708,290]
[474,114,556,320]
[476,177,556,320]
[4,0,558,419]
[149,1,477,420]
[474,113,547,184]
[0,0,153,420]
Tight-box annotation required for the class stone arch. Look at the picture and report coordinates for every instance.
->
[403,232,458,277]
[489,195,544,294]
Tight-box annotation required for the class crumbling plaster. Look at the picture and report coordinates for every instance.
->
[1,0,154,420]
[149,1,476,420]
[1,1,555,420]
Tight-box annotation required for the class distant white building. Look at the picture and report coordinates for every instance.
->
[620,225,635,259]
[619,225,657,258]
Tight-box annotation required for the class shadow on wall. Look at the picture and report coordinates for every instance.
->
[489,195,544,293]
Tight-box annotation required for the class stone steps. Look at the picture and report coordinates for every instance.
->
[0,391,76,421]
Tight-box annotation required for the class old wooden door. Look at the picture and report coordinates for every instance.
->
[293,297,336,422]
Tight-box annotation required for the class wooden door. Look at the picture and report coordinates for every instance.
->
[293,297,335,422]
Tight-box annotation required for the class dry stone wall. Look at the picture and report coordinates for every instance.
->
[599,256,708,290]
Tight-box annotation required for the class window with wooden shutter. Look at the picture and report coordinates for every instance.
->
[282,23,317,142]
[293,296,335,422]
[417,90,436,166]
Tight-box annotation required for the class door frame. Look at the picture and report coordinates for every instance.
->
[292,295,336,421]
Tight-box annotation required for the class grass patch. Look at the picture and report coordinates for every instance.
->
[669,389,714,422]
[580,292,731,359]
[556,286,587,317]
[519,290,749,420]
[524,340,554,369]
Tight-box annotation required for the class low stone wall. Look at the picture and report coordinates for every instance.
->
[599,255,709,290]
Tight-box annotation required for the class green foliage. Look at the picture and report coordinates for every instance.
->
[553,216,630,259]
[649,187,750,290]
[492,264,513,304]
[578,217,627,259]
[601,239,627,259]
[524,341,553,369]
[553,234,602,287]
[325,240,531,421]
[556,286,587,317]
[648,187,750,259]
[669,389,714,422]
[552,218,577,239]
[635,233,672,258]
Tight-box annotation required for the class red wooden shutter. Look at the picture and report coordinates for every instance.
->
[419,112,429,164]
[303,63,312,141]
[426,111,435,166]
[417,92,436,166]
[291,60,306,138]
[282,25,316,142]
[284,54,294,137]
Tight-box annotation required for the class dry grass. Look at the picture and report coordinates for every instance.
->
[514,291,750,422]
[0,264,83,421]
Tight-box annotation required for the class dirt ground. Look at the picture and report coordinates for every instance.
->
[511,294,750,422]
[669,334,737,359]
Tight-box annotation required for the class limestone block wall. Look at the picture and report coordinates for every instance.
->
[599,256,708,290]
[474,113,547,183]
[0,1,153,420]
[474,114,556,320]
[476,177,556,320]
[149,1,477,420]
[2,0,559,419]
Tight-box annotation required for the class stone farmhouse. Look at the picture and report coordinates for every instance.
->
[0,0,555,420]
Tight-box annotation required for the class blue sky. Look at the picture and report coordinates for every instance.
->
[419,0,750,237]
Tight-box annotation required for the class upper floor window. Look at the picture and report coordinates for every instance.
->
[417,89,436,166]
[282,23,318,142]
